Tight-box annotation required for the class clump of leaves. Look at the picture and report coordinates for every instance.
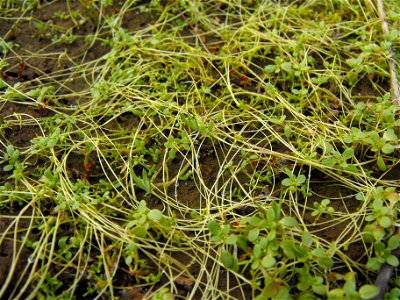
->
[1,144,20,172]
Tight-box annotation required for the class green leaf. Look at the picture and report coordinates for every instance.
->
[11,149,20,161]
[322,157,336,167]
[328,288,344,299]
[266,207,276,221]
[46,137,58,148]
[313,284,326,296]
[237,236,248,251]
[248,228,260,242]
[368,131,380,143]
[259,237,268,249]
[251,260,260,271]
[372,198,383,209]
[48,128,61,147]
[383,129,398,141]
[366,257,382,271]
[270,115,286,125]
[301,232,313,247]
[147,209,164,222]
[280,216,298,228]
[137,200,148,213]
[356,193,365,201]
[318,256,334,268]
[273,285,290,300]
[261,255,276,268]
[321,199,330,206]
[295,174,306,185]
[378,216,392,228]
[373,227,385,241]
[281,240,297,259]
[281,178,292,187]
[312,248,326,258]
[220,251,238,271]
[58,236,69,249]
[243,216,262,226]
[221,224,231,235]
[343,135,353,143]
[267,229,277,241]
[132,170,153,194]
[284,125,292,138]
[264,65,276,73]
[388,235,399,250]
[208,220,221,236]
[125,255,132,266]
[377,156,387,171]
[253,244,262,258]
[359,284,379,299]
[383,109,395,123]
[343,280,356,294]
[132,226,148,238]
[6,144,15,154]
[381,143,394,154]
[224,235,237,245]
[281,62,292,72]
[3,164,14,172]
[347,57,363,67]
[342,148,354,160]
[362,224,375,243]
[374,242,385,253]
[386,255,399,267]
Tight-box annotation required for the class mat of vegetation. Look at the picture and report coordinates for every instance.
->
[1,0,400,299]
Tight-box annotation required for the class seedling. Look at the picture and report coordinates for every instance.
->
[281,168,308,195]
[312,199,335,218]
[31,128,61,152]
[131,169,153,195]
[367,235,400,271]
[1,144,20,172]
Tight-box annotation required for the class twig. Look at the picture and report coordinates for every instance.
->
[375,0,400,107]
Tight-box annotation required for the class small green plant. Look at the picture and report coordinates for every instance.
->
[207,220,232,243]
[4,82,25,100]
[363,188,398,231]
[182,115,214,136]
[1,144,20,172]
[125,200,174,240]
[0,144,24,181]
[152,288,174,300]
[52,30,77,44]
[0,40,18,55]
[319,142,357,172]
[164,133,190,160]
[281,168,308,195]
[344,127,398,171]
[26,85,55,106]
[32,20,52,38]
[131,169,153,195]
[367,235,399,271]
[31,128,62,153]
[312,199,335,218]
[366,129,397,155]
[264,56,293,74]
